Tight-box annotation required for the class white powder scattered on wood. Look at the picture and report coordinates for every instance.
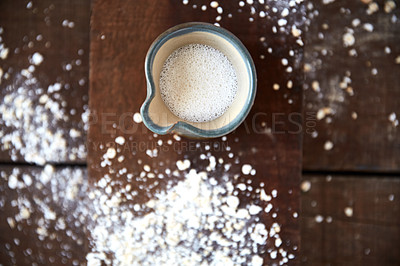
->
[344,206,353,217]
[0,28,87,165]
[343,32,355,47]
[115,136,126,145]
[133,112,142,123]
[85,168,293,265]
[1,167,88,264]
[324,140,334,151]
[241,164,253,175]
[30,52,44,65]
[300,180,311,192]
[0,78,87,164]
[315,215,323,223]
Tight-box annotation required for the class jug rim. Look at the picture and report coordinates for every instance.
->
[141,22,257,138]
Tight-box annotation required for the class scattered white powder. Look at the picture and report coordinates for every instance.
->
[85,135,296,265]
[0,27,87,165]
[315,215,323,223]
[106,147,116,159]
[176,159,191,171]
[363,23,374,32]
[324,140,334,151]
[143,164,151,172]
[291,25,301,37]
[311,81,320,92]
[65,63,72,71]
[133,112,142,123]
[343,32,355,47]
[300,180,311,192]
[241,164,253,175]
[210,1,219,8]
[344,207,353,217]
[8,174,18,189]
[260,189,272,201]
[0,78,87,164]
[62,19,75,29]
[47,82,62,93]
[388,112,397,122]
[249,205,263,215]
[237,183,247,191]
[277,19,287,26]
[367,2,379,15]
[0,42,9,60]
[70,128,82,138]
[264,203,273,213]
[251,255,264,266]
[275,238,282,247]
[22,173,33,186]
[115,136,125,145]
[281,8,289,17]
[85,169,293,265]
[159,44,238,122]
[352,18,361,27]
[384,0,396,13]
[30,52,44,65]
[316,107,334,120]
[388,194,395,201]
[1,167,88,264]
[226,195,240,209]
[287,80,293,89]
[207,156,217,171]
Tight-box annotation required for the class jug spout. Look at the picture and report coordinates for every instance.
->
[140,22,257,139]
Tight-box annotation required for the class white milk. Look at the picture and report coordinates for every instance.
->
[159,44,238,123]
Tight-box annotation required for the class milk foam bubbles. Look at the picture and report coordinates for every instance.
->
[159,44,238,123]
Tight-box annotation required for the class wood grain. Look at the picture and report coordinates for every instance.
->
[0,165,88,265]
[303,0,400,172]
[89,0,304,263]
[301,174,400,265]
[0,0,90,164]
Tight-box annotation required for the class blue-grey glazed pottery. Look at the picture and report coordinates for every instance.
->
[141,22,256,138]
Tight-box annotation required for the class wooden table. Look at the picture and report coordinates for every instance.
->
[0,0,89,264]
[1,0,400,265]
[303,0,400,172]
[0,0,89,165]
[301,0,400,264]
[88,0,304,264]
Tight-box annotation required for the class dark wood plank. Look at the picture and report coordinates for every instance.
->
[0,0,90,164]
[0,165,88,265]
[300,175,400,265]
[89,0,305,264]
[303,0,400,172]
